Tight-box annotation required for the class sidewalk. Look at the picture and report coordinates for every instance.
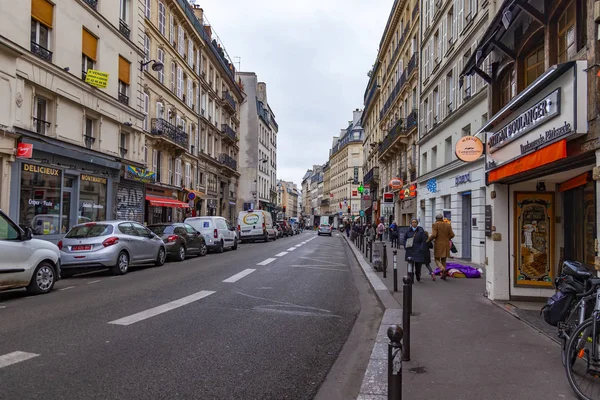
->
[345,236,577,400]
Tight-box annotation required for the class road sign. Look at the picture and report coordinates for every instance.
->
[359,210,365,217]
[339,211,343,216]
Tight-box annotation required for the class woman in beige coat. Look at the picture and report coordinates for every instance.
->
[427,213,455,280]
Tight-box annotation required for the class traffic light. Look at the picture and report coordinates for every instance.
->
[347,206,351,214]
[283,206,286,213]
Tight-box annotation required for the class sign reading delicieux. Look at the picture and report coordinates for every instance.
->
[455,136,483,162]
[488,89,560,153]
[22,163,59,176]
[81,174,107,185]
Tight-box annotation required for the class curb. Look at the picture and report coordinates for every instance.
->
[343,235,402,399]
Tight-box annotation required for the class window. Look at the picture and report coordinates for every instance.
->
[152,149,158,172]
[462,124,471,137]
[446,71,454,113]
[0,212,20,241]
[19,163,62,235]
[434,30,440,62]
[431,146,437,170]
[196,51,200,76]
[433,88,440,123]
[169,13,174,45]
[120,132,128,158]
[421,152,428,174]
[167,156,173,185]
[558,1,576,63]
[144,146,148,164]
[185,163,191,188]
[177,66,183,98]
[143,93,149,131]
[525,46,545,86]
[119,0,128,21]
[187,79,193,108]
[423,98,429,131]
[143,34,150,71]
[188,39,193,66]
[157,48,164,83]
[499,67,513,109]
[84,117,95,149]
[81,29,97,80]
[118,56,130,105]
[447,7,455,43]
[445,137,452,164]
[79,174,107,223]
[144,0,150,19]
[171,62,176,92]
[178,26,184,56]
[31,0,53,61]
[443,195,451,210]
[158,2,166,36]
[175,159,182,186]
[156,102,164,120]
[155,150,162,181]
[34,96,49,135]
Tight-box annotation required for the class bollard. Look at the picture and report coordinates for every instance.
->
[387,325,403,400]
[406,259,414,285]
[393,250,398,292]
[369,240,373,263]
[402,277,411,362]
[383,243,388,278]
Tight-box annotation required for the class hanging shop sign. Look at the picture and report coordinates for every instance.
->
[389,178,403,190]
[84,69,109,89]
[383,192,394,203]
[125,165,156,183]
[455,136,484,162]
[16,143,33,158]
[22,163,59,176]
[352,190,358,197]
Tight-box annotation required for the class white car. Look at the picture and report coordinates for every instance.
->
[237,210,277,242]
[318,224,333,236]
[185,216,238,253]
[0,209,61,294]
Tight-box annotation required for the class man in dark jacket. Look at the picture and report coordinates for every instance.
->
[404,219,428,282]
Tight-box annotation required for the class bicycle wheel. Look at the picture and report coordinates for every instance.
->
[563,302,585,367]
[565,318,600,400]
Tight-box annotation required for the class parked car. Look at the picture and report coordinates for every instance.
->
[277,220,293,237]
[59,221,166,276]
[318,223,333,236]
[185,216,238,252]
[0,209,60,294]
[237,210,277,242]
[148,223,207,261]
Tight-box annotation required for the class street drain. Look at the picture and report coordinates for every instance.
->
[409,366,427,374]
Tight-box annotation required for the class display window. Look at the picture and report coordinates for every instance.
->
[79,174,107,222]
[19,163,62,235]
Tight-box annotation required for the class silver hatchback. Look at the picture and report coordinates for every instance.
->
[59,221,167,276]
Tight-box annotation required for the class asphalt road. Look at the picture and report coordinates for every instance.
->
[0,231,374,400]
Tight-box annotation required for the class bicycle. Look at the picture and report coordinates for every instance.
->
[564,277,600,399]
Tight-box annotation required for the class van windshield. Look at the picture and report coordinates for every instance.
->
[66,224,113,238]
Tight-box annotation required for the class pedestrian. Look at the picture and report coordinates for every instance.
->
[377,220,385,241]
[427,213,455,280]
[403,218,428,282]
[390,221,398,248]
[345,221,350,238]
[420,230,435,281]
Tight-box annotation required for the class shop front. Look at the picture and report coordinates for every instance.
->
[398,184,417,226]
[145,185,189,224]
[9,137,119,243]
[484,61,594,301]
[115,165,154,224]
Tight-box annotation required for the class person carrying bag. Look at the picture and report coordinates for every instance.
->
[403,219,428,282]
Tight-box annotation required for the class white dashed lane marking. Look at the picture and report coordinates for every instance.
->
[257,258,276,266]
[87,280,101,284]
[108,290,216,326]
[59,286,75,291]
[275,252,288,257]
[223,269,256,283]
[287,247,296,251]
[0,351,40,369]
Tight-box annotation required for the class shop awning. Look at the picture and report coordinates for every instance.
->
[146,195,190,208]
[488,140,567,184]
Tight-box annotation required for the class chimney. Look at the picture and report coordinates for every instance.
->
[192,5,203,21]
[204,25,212,39]
[353,109,362,124]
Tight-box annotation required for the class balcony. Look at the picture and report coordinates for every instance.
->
[406,52,418,79]
[222,91,236,113]
[221,123,237,141]
[412,3,419,20]
[118,92,129,106]
[321,198,330,207]
[30,42,52,62]
[119,20,130,39]
[219,153,237,171]
[83,0,98,9]
[363,166,379,185]
[33,118,51,135]
[150,118,188,149]
[405,110,418,130]
[379,118,408,156]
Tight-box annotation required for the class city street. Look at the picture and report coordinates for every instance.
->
[0,232,373,400]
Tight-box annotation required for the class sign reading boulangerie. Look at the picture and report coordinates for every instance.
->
[488,89,560,153]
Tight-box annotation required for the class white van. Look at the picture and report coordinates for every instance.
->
[185,216,238,253]
[237,210,277,243]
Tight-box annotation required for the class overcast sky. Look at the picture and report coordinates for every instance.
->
[198,0,393,187]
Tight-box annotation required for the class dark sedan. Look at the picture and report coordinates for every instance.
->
[147,223,207,261]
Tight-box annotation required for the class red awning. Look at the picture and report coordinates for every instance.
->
[146,195,190,208]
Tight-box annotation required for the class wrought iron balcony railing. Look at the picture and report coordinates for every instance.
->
[223,90,236,112]
[83,0,98,9]
[33,117,51,135]
[30,42,52,62]
[119,20,130,39]
[221,123,236,141]
[363,166,379,185]
[219,153,237,171]
[118,92,129,105]
[150,118,188,149]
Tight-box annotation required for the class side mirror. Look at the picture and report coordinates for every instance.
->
[23,227,33,241]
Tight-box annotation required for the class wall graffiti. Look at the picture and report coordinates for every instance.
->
[116,184,144,224]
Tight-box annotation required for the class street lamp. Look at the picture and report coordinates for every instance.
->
[347,178,354,220]
[140,60,164,72]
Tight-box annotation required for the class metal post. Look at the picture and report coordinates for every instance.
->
[387,325,403,400]
[402,277,411,362]
[383,243,387,278]
[369,240,373,263]
[393,250,398,292]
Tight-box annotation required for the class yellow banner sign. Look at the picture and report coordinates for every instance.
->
[81,174,107,185]
[22,163,60,176]
[85,69,109,89]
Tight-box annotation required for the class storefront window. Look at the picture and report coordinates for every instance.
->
[558,1,576,63]
[79,174,107,222]
[499,67,513,109]
[19,163,62,235]
[525,46,545,86]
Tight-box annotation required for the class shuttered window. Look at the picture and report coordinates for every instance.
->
[119,56,131,85]
[31,0,53,28]
[82,29,97,61]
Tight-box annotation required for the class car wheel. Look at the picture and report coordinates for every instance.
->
[26,261,56,295]
[111,251,129,275]
[155,247,166,266]
[177,245,186,262]
[217,240,224,253]
[199,242,208,257]
[232,238,238,250]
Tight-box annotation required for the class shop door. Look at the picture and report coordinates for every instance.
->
[564,182,596,264]
[462,193,472,260]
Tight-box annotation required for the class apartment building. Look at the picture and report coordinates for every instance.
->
[301,169,312,220]
[275,180,300,220]
[142,1,243,224]
[461,0,600,300]
[328,109,364,226]
[237,72,278,217]
[321,162,331,217]
[1,0,146,239]
[376,0,420,227]
[416,0,492,263]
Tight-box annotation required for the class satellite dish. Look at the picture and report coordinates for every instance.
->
[151,62,164,72]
